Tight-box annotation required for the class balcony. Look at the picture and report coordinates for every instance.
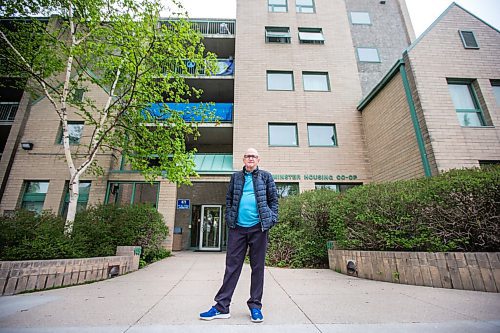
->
[0,102,19,124]
[146,103,233,123]
[162,58,234,78]
[161,19,235,36]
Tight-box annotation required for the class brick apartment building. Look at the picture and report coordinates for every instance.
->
[0,1,498,251]
[359,3,500,182]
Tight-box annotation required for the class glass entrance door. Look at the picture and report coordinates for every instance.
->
[199,205,222,251]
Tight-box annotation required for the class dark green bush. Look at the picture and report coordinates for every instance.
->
[0,210,81,260]
[0,204,170,265]
[331,167,500,252]
[267,189,339,268]
[268,167,499,268]
[72,203,170,263]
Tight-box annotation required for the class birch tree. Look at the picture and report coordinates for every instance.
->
[0,0,217,232]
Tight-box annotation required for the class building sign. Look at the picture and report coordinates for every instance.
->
[177,199,190,209]
[273,174,358,181]
[274,174,301,180]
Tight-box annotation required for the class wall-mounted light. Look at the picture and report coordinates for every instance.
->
[347,260,358,277]
[21,141,34,150]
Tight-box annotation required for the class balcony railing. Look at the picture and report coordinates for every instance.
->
[145,103,233,122]
[0,102,19,123]
[162,58,234,77]
[161,19,235,36]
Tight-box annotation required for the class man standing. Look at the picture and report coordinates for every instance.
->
[200,148,278,323]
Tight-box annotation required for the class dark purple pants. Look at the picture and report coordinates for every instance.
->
[214,224,268,314]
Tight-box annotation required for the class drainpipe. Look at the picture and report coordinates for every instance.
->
[399,56,432,177]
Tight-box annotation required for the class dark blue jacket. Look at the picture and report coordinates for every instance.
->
[225,167,279,231]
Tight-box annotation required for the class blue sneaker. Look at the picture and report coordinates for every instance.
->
[199,306,231,321]
[250,308,264,323]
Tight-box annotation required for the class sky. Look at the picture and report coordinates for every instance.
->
[174,0,500,38]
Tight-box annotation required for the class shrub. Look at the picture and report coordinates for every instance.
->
[72,203,169,263]
[141,247,171,267]
[331,167,500,252]
[0,210,80,260]
[418,167,500,251]
[1,204,170,265]
[267,189,339,268]
[268,167,499,269]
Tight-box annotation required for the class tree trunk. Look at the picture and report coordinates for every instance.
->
[65,174,80,234]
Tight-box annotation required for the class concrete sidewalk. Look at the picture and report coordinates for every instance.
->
[0,251,499,333]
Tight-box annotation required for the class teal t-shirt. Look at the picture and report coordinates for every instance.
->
[237,171,260,227]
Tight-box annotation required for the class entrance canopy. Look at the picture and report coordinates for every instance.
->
[193,154,233,174]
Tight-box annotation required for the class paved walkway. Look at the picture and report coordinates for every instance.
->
[1,251,499,333]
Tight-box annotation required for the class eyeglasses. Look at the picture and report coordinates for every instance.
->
[244,155,258,159]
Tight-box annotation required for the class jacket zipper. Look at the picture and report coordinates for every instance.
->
[251,171,264,232]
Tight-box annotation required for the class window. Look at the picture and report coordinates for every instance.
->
[71,88,85,103]
[106,182,159,207]
[267,71,294,91]
[447,82,485,127]
[491,81,500,106]
[21,181,49,214]
[350,11,371,24]
[296,0,315,13]
[479,160,500,168]
[265,27,291,44]
[315,183,361,192]
[303,72,330,91]
[276,183,299,198]
[308,124,337,146]
[61,181,91,218]
[459,30,479,49]
[357,48,380,62]
[58,121,84,145]
[268,0,287,12]
[298,28,325,44]
[269,123,298,146]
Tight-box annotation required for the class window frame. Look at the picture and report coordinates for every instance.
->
[491,80,500,106]
[458,30,479,49]
[268,123,299,147]
[105,181,160,208]
[298,27,325,44]
[268,0,287,13]
[21,181,49,214]
[60,181,91,218]
[265,26,291,44]
[266,70,294,91]
[276,182,299,198]
[296,0,315,13]
[447,80,486,127]
[307,123,337,147]
[350,11,371,25]
[315,183,361,192]
[302,72,330,92]
[356,47,381,63]
[72,88,85,103]
[57,121,84,145]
